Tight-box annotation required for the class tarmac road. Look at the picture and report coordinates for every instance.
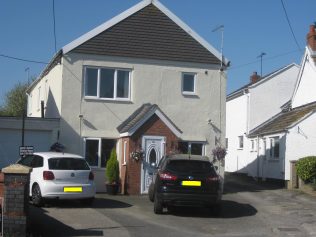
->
[28,173,316,237]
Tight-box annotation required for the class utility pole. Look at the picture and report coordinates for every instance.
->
[257,52,266,77]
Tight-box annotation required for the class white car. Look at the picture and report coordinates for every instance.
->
[17,152,96,206]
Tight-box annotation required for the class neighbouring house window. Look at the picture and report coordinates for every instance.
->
[238,136,244,149]
[262,138,267,157]
[182,73,196,94]
[85,138,116,167]
[250,139,257,151]
[269,137,280,159]
[27,94,32,115]
[178,141,204,155]
[84,67,131,100]
[37,86,41,110]
[225,138,228,149]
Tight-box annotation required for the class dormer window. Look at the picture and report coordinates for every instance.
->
[84,67,131,101]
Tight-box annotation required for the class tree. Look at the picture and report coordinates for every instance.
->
[0,82,28,116]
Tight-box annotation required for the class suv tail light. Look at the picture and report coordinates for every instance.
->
[206,176,220,183]
[159,171,177,181]
[89,171,94,181]
[43,171,55,180]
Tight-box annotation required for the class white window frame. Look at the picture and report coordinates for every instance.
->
[182,72,196,95]
[269,136,280,160]
[84,66,131,101]
[179,141,205,155]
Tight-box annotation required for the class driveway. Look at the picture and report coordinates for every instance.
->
[28,174,316,237]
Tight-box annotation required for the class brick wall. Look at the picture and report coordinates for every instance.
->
[124,114,179,194]
[2,165,31,237]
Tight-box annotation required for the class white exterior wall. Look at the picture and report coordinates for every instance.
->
[249,65,299,130]
[285,112,316,180]
[292,52,316,108]
[27,63,63,118]
[60,53,226,158]
[225,94,249,173]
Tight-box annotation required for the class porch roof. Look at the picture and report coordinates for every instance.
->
[117,103,182,137]
[249,101,316,137]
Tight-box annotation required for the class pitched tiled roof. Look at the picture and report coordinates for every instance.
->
[117,103,182,136]
[249,102,316,137]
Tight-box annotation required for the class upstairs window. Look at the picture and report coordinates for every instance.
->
[84,67,131,100]
[182,73,196,94]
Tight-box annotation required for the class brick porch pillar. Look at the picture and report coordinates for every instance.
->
[2,164,32,237]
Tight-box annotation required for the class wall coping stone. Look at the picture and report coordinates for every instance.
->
[2,164,32,174]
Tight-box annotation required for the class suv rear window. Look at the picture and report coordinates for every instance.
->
[166,160,216,175]
[48,158,90,170]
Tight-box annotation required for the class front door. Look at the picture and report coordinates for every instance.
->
[141,136,165,194]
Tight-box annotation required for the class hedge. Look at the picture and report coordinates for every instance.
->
[296,156,316,183]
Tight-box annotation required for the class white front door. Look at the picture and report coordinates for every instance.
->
[141,136,165,194]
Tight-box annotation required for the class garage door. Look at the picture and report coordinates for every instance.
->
[0,129,52,169]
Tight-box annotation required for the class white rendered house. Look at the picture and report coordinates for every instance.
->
[27,0,228,193]
[225,64,299,175]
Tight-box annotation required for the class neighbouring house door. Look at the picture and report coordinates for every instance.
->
[141,136,165,194]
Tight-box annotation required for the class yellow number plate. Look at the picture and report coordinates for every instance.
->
[64,187,82,192]
[182,181,201,187]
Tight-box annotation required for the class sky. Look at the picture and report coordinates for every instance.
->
[0,0,315,106]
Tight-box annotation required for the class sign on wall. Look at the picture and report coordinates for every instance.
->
[19,146,34,156]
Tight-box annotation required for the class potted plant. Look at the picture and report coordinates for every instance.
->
[106,148,120,195]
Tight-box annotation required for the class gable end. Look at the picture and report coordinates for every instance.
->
[71,4,221,65]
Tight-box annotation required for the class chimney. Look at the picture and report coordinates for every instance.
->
[250,72,260,84]
[307,23,316,51]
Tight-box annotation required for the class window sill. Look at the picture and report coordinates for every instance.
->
[182,91,196,96]
[84,97,132,103]
[268,159,279,162]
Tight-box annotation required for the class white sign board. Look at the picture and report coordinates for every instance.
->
[19,146,34,156]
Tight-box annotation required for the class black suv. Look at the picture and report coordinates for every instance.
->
[149,154,222,214]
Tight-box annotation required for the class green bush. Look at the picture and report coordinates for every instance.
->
[106,148,120,184]
[296,156,316,183]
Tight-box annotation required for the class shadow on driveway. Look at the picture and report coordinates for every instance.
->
[27,198,133,236]
[165,200,257,218]
[28,205,103,237]
[224,172,285,194]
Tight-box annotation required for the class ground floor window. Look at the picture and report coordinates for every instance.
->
[84,138,116,167]
[178,141,204,155]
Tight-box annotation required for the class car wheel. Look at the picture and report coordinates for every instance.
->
[81,198,94,206]
[154,193,163,214]
[32,184,44,207]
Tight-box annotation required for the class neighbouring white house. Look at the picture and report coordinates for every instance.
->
[247,24,316,185]
[225,63,299,175]
[27,0,229,193]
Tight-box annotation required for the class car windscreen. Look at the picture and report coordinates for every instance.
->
[166,160,216,175]
[48,158,90,170]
